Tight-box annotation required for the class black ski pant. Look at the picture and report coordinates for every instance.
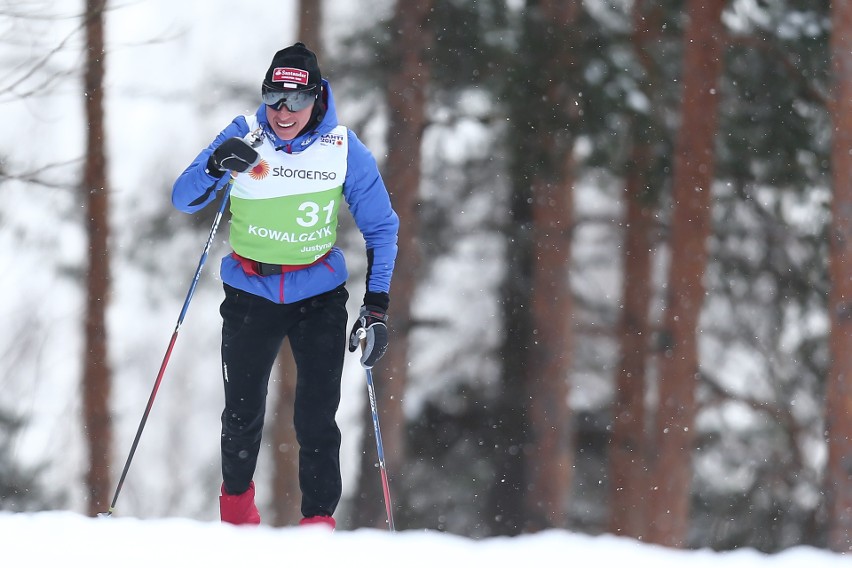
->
[219,283,349,518]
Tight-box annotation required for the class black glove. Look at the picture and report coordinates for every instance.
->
[348,305,389,368]
[206,137,260,177]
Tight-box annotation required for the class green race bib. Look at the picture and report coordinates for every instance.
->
[227,121,349,265]
[230,187,342,264]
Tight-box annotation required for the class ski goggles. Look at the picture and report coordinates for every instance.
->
[262,87,317,112]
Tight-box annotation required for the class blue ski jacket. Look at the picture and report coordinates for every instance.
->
[172,80,399,306]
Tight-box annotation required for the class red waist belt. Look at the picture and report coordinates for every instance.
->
[231,251,331,277]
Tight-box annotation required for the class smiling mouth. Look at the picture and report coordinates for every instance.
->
[277,121,296,128]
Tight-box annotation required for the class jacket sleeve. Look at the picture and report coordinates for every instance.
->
[343,130,399,298]
[171,117,250,213]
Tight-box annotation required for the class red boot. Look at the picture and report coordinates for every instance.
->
[219,481,261,525]
[299,515,336,530]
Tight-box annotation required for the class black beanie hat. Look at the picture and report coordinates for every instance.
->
[263,42,322,92]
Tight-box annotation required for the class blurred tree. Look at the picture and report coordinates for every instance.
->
[331,0,516,535]
[0,0,84,516]
[268,0,323,529]
[608,0,666,539]
[0,408,57,511]
[80,0,112,517]
[523,0,581,530]
[827,0,852,552]
[489,0,595,533]
[354,0,435,530]
[270,338,300,527]
[694,0,831,550]
[647,0,726,547]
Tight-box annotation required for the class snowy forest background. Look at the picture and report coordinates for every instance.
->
[2,0,852,556]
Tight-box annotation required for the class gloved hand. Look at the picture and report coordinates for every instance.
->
[348,305,389,368]
[206,137,260,177]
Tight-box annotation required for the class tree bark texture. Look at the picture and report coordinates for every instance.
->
[354,0,434,529]
[827,0,852,552]
[520,0,581,532]
[298,0,321,46]
[609,142,655,538]
[489,0,581,533]
[608,0,664,539]
[82,0,112,517]
[270,0,323,527]
[647,0,725,547]
[270,343,300,527]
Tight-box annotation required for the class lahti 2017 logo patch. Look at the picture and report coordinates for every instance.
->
[320,133,344,146]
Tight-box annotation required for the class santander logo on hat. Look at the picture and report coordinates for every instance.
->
[272,67,309,88]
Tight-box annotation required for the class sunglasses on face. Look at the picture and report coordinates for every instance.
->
[262,87,317,112]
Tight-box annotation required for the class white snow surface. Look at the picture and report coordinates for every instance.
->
[2,511,847,567]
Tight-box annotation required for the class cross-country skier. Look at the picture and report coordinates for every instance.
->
[171,42,399,529]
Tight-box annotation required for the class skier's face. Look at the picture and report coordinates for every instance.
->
[266,101,314,141]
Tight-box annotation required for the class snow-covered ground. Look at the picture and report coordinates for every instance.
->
[1,511,846,567]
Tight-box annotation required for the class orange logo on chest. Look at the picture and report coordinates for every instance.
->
[249,159,270,180]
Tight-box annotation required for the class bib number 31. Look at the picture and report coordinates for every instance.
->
[296,199,336,228]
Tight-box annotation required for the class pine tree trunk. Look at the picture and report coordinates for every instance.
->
[490,0,581,533]
[527,166,575,530]
[609,141,654,538]
[608,0,663,539]
[270,344,300,526]
[647,0,725,547]
[353,0,433,530]
[81,0,112,517]
[524,1,580,530]
[269,0,323,527]
[826,0,852,551]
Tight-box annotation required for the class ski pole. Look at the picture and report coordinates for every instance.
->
[99,178,234,517]
[358,332,396,531]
